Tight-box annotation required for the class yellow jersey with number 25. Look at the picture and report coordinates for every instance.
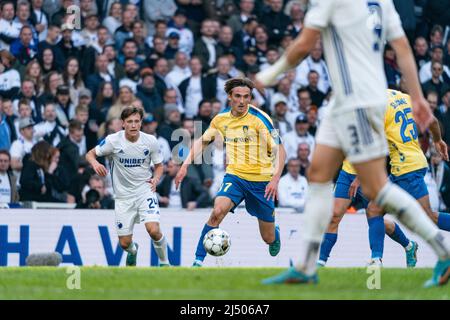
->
[342,89,427,176]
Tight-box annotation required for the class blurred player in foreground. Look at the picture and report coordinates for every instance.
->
[257,0,450,287]
[175,78,286,267]
[86,106,170,267]
[318,89,450,267]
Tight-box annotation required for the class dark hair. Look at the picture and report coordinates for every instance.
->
[297,87,310,96]
[0,149,11,160]
[224,77,255,95]
[95,81,116,108]
[85,189,100,206]
[68,119,83,133]
[0,1,14,11]
[120,105,144,120]
[31,140,53,171]
[62,57,83,89]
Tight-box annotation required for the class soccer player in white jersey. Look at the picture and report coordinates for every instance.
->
[86,106,170,267]
[256,0,450,287]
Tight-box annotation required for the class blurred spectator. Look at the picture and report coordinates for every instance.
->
[430,150,450,210]
[34,102,67,147]
[11,26,38,67]
[259,0,290,46]
[294,41,330,94]
[141,113,171,163]
[422,62,450,104]
[143,0,176,36]
[424,2,450,31]
[38,47,59,75]
[156,160,211,210]
[194,99,213,133]
[0,150,18,204]
[13,100,33,138]
[306,107,319,136]
[86,54,115,99]
[107,85,137,121]
[414,36,429,69]
[54,84,75,127]
[208,56,233,109]
[24,60,45,95]
[74,104,95,151]
[91,81,116,125]
[296,142,311,177]
[82,175,114,209]
[114,9,134,51]
[51,0,74,26]
[166,51,192,87]
[39,71,62,105]
[283,114,315,161]
[76,188,101,208]
[13,79,43,123]
[287,87,311,128]
[1,98,17,143]
[0,50,21,99]
[37,24,61,63]
[104,44,125,80]
[10,117,36,176]
[179,56,212,118]
[384,44,401,89]
[271,96,292,137]
[102,2,122,35]
[157,103,182,149]
[57,24,82,62]
[253,25,269,65]
[119,58,140,92]
[278,158,308,210]
[438,89,450,117]
[233,16,257,53]
[57,120,84,185]
[19,140,66,202]
[0,1,21,51]
[217,25,242,63]
[136,69,163,115]
[286,1,305,37]
[153,57,170,97]
[165,31,181,61]
[62,57,85,107]
[227,0,255,35]
[305,70,326,108]
[420,45,450,84]
[30,0,50,42]
[167,8,194,55]
[193,19,219,72]
[0,99,13,151]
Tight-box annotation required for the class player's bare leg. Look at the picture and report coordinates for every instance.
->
[258,219,280,256]
[145,222,169,266]
[317,198,351,266]
[353,157,450,284]
[119,235,139,266]
[193,196,234,266]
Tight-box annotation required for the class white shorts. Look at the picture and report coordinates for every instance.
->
[114,192,160,236]
[315,105,388,163]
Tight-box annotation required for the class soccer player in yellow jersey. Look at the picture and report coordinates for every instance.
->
[318,89,450,268]
[175,78,287,267]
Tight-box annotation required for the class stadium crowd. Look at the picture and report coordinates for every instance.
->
[0,0,449,211]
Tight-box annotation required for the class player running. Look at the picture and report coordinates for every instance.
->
[256,0,450,287]
[175,77,287,267]
[318,89,450,268]
[86,106,170,267]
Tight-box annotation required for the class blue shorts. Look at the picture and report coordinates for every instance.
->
[389,168,428,199]
[334,170,369,208]
[216,174,275,223]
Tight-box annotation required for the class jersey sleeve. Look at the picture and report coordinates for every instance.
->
[202,117,221,143]
[384,0,405,41]
[257,114,282,150]
[304,0,334,30]
[95,135,115,157]
[149,136,164,165]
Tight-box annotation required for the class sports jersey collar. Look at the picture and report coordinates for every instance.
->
[229,104,250,119]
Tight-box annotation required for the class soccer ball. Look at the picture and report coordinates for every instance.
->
[203,228,231,256]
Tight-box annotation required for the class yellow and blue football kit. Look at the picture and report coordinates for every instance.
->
[337,89,429,203]
[202,104,281,222]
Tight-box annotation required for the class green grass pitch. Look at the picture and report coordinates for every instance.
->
[0,267,448,300]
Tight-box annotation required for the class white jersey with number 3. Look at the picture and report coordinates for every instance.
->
[304,0,405,112]
[95,131,163,199]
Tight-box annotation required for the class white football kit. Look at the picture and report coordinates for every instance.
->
[95,131,163,236]
[308,0,405,163]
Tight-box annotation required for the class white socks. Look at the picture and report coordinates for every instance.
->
[126,242,137,254]
[375,182,450,260]
[153,235,169,264]
[296,182,334,275]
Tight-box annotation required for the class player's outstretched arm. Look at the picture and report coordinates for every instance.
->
[390,36,433,132]
[174,137,210,190]
[86,148,108,177]
[429,116,449,161]
[255,27,320,87]
[264,143,287,202]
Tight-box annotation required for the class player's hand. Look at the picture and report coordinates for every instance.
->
[412,97,433,133]
[434,140,449,161]
[175,165,187,190]
[148,177,160,192]
[186,201,197,211]
[348,177,360,199]
[264,177,279,202]
[93,162,107,177]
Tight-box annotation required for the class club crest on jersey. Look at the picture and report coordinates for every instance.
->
[242,125,249,136]
[144,149,149,156]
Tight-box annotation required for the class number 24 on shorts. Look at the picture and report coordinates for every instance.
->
[147,197,159,209]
